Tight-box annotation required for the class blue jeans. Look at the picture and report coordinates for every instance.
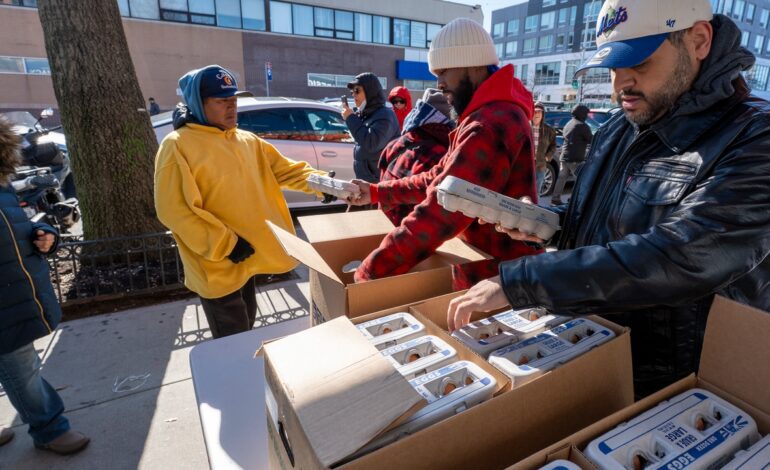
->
[535,169,545,195]
[0,343,70,444]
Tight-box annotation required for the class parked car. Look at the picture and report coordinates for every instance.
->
[539,111,602,196]
[152,97,355,209]
[587,108,621,126]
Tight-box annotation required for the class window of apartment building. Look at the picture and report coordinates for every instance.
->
[354,13,372,42]
[427,23,441,46]
[314,7,334,36]
[215,0,241,28]
[543,0,557,7]
[723,0,733,15]
[583,1,601,22]
[540,11,555,30]
[565,59,579,80]
[754,34,764,52]
[761,8,769,27]
[746,3,755,23]
[507,19,519,36]
[534,61,560,85]
[539,35,553,53]
[394,18,410,46]
[745,64,769,90]
[733,0,745,19]
[128,0,160,19]
[292,4,313,36]
[582,28,597,49]
[523,38,536,55]
[584,67,610,84]
[411,21,427,48]
[741,31,750,47]
[506,40,518,57]
[496,43,504,59]
[241,0,265,29]
[270,1,291,33]
[558,7,569,26]
[493,22,504,38]
[570,5,577,25]
[766,36,770,53]
[525,15,539,33]
[335,10,354,39]
[516,63,529,84]
[373,16,391,44]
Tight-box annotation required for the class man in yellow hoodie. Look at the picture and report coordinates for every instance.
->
[155,65,327,338]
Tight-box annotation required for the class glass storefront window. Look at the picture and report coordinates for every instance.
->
[190,0,215,14]
[129,0,160,19]
[23,58,50,75]
[0,57,25,74]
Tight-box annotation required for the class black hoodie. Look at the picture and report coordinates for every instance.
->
[344,73,400,183]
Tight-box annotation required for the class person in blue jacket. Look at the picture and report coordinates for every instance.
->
[341,72,400,183]
[0,116,89,454]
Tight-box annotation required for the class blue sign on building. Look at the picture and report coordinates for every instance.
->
[396,60,435,81]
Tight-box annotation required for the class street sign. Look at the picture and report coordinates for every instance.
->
[571,79,579,90]
[265,61,272,81]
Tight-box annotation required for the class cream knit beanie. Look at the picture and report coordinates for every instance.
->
[428,18,499,75]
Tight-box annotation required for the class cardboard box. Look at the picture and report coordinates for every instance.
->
[267,210,488,325]
[510,296,770,470]
[264,291,634,469]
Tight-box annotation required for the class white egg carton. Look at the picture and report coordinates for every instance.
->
[539,460,582,470]
[451,307,570,357]
[723,434,770,469]
[306,173,360,200]
[356,312,426,350]
[436,175,560,240]
[380,335,458,380]
[585,388,760,470]
[349,360,496,460]
[488,318,614,385]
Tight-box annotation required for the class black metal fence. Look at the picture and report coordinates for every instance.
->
[49,231,186,306]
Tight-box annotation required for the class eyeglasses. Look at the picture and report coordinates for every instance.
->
[351,87,364,95]
[391,99,406,105]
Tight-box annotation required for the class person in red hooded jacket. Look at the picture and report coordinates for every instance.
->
[349,18,542,289]
[388,86,413,130]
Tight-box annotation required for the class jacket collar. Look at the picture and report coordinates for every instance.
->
[651,78,749,153]
[458,64,534,124]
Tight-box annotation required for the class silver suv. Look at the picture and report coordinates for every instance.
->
[152,97,355,209]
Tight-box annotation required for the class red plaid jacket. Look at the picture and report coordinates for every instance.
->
[378,123,451,225]
[355,64,543,289]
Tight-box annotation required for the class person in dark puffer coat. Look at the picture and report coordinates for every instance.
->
[0,116,89,454]
[377,88,454,226]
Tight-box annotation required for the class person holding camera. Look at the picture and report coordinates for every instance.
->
[341,73,400,184]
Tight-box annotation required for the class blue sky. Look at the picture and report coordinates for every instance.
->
[452,0,527,29]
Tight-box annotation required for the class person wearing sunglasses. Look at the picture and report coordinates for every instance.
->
[387,86,413,131]
[342,73,400,184]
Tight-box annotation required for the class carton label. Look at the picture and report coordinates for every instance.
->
[657,416,751,470]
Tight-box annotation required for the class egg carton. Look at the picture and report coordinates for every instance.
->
[349,360,496,460]
[488,318,614,385]
[380,335,458,380]
[585,388,760,470]
[356,312,426,350]
[451,307,570,358]
[722,434,770,469]
[539,460,582,470]
[306,173,360,200]
[436,175,560,240]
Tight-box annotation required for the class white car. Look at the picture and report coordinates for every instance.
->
[152,97,355,209]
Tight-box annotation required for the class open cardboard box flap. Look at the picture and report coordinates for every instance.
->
[297,210,395,244]
[262,317,426,467]
[267,220,342,284]
[698,296,770,418]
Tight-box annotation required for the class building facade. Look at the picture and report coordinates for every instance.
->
[491,0,770,109]
[0,0,482,115]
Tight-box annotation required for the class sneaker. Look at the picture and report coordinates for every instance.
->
[35,430,90,455]
[0,428,13,446]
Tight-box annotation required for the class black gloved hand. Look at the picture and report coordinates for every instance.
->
[320,170,337,204]
[228,236,255,264]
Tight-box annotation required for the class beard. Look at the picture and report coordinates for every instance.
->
[617,44,696,127]
[449,74,476,119]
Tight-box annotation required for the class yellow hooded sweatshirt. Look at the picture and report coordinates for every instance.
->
[154,123,323,298]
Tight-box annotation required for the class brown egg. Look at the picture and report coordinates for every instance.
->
[464,375,474,386]
[479,333,490,339]
[518,355,530,365]
[633,454,648,470]
[407,353,421,363]
[442,382,457,396]
[570,334,581,343]
[695,417,707,431]
[382,327,392,334]
[530,311,541,320]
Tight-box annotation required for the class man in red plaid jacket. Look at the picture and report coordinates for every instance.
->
[350,18,542,289]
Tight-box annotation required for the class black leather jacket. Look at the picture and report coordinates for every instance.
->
[499,78,770,396]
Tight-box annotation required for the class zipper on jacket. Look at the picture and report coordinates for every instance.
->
[575,128,652,247]
[0,209,53,333]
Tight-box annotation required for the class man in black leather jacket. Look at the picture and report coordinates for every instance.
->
[447,2,770,396]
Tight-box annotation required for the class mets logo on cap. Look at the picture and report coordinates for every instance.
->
[597,6,628,38]
[217,69,237,90]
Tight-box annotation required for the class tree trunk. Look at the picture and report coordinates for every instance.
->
[37,0,164,239]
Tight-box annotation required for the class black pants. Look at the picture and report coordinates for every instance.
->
[199,276,258,339]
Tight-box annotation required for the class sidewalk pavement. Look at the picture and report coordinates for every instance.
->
[0,265,312,470]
